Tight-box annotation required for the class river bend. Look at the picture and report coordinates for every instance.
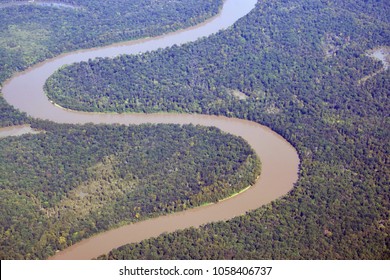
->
[1,0,299,259]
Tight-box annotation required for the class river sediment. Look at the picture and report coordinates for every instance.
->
[1,0,300,260]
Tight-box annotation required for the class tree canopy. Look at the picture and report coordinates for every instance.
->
[0,122,259,259]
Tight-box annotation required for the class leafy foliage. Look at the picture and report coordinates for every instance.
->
[1,0,389,260]
[0,122,259,259]
[0,97,28,126]
[0,0,222,80]
[68,0,388,259]
[0,0,222,126]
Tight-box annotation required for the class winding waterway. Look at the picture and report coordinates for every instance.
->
[1,0,300,259]
[0,124,38,138]
[0,1,78,9]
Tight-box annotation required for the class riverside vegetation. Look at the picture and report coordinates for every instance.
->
[1,0,389,259]
[0,0,251,259]
[46,0,389,259]
[0,0,222,126]
[0,122,260,259]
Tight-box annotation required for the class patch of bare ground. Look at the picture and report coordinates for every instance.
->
[264,104,281,115]
[229,89,249,100]
[359,46,390,84]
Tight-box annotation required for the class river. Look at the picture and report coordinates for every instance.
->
[1,0,300,260]
[0,1,78,9]
[0,124,38,138]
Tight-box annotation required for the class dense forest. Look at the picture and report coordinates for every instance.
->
[0,0,222,126]
[44,0,389,259]
[45,0,389,116]
[0,122,259,259]
[0,0,222,80]
[0,0,389,260]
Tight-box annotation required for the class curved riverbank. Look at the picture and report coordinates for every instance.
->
[48,114,299,260]
[1,0,299,260]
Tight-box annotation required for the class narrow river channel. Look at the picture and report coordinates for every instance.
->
[1,0,300,259]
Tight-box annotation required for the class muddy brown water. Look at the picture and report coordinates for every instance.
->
[1,0,299,259]
[0,125,37,138]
